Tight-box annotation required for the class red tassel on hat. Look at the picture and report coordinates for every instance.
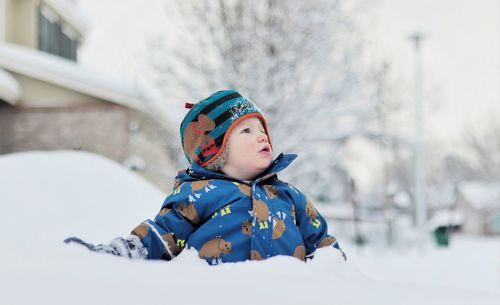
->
[185,102,195,109]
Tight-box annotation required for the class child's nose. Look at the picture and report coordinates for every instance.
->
[258,133,268,143]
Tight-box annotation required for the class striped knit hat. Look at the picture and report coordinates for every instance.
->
[180,90,272,167]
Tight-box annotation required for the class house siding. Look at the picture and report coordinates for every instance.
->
[7,0,38,48]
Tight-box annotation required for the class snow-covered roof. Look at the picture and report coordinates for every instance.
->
[459,181,500,209]
[430,209,465,229]
[0,68,21,105]
[0,42,145,111]
[43,0,90,37]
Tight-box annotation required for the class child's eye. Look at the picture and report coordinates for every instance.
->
[241,128,251,133]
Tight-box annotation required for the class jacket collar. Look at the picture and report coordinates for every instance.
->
[182,153,297,184]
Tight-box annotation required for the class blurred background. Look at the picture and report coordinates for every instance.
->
[1,0,499,260]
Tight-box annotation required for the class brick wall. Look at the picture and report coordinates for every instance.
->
[0,104,130,161]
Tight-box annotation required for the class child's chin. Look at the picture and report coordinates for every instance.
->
[257,159,272,170]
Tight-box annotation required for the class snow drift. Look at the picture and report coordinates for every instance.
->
[0,151,498,305]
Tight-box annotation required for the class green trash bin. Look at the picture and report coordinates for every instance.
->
[433,226,449,247]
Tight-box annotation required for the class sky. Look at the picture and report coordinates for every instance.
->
[371,0,500,143]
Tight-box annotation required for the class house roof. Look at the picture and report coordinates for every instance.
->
[0,68,21,105]
[429,209,465,229]
[43,0,90,37]
[0,42,145,112]
[459,181,500,209]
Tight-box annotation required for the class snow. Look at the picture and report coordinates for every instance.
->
[43,0,90,36]
[429,209,465,229]
[0,151,499,305]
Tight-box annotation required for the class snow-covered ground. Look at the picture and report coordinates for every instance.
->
[0,151,498,305]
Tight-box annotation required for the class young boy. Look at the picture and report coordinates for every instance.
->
[65,90,345,265]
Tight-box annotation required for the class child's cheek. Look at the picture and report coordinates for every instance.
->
[244,142,256,152]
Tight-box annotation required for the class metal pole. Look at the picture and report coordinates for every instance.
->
[409,32,428,248]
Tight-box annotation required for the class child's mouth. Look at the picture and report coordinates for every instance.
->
[259,145,271,156]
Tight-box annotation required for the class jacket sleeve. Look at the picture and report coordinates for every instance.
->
[130,181,200,260]
[292,188,346,260]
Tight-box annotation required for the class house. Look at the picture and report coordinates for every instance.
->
[0,0,178,191]
[454,181,500,235]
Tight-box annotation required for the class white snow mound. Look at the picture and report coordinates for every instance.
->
[0,151,498,305]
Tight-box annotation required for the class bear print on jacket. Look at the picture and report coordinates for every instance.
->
[272,217,286,240]
[293,245,306,261]
[252,199,269,223]
[263,185,279,199]
[176,202,200,225]
[242,220,252,235]
[198,237,232,259]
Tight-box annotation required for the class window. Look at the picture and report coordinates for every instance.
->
[60,26,78,60]
[38,5,78,61]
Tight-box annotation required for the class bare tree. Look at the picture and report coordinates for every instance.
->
[150,0,393,201]
[461,119,500,182]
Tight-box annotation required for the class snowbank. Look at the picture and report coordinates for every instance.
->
[0,151,498,305]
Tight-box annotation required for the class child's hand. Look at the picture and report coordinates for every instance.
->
[64,235,147,259]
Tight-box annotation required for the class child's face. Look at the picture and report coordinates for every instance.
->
[221,117,273,180]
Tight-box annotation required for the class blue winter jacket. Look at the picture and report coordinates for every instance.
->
[131,153,345,265]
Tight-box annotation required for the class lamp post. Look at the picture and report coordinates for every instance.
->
[409,32,428,248]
